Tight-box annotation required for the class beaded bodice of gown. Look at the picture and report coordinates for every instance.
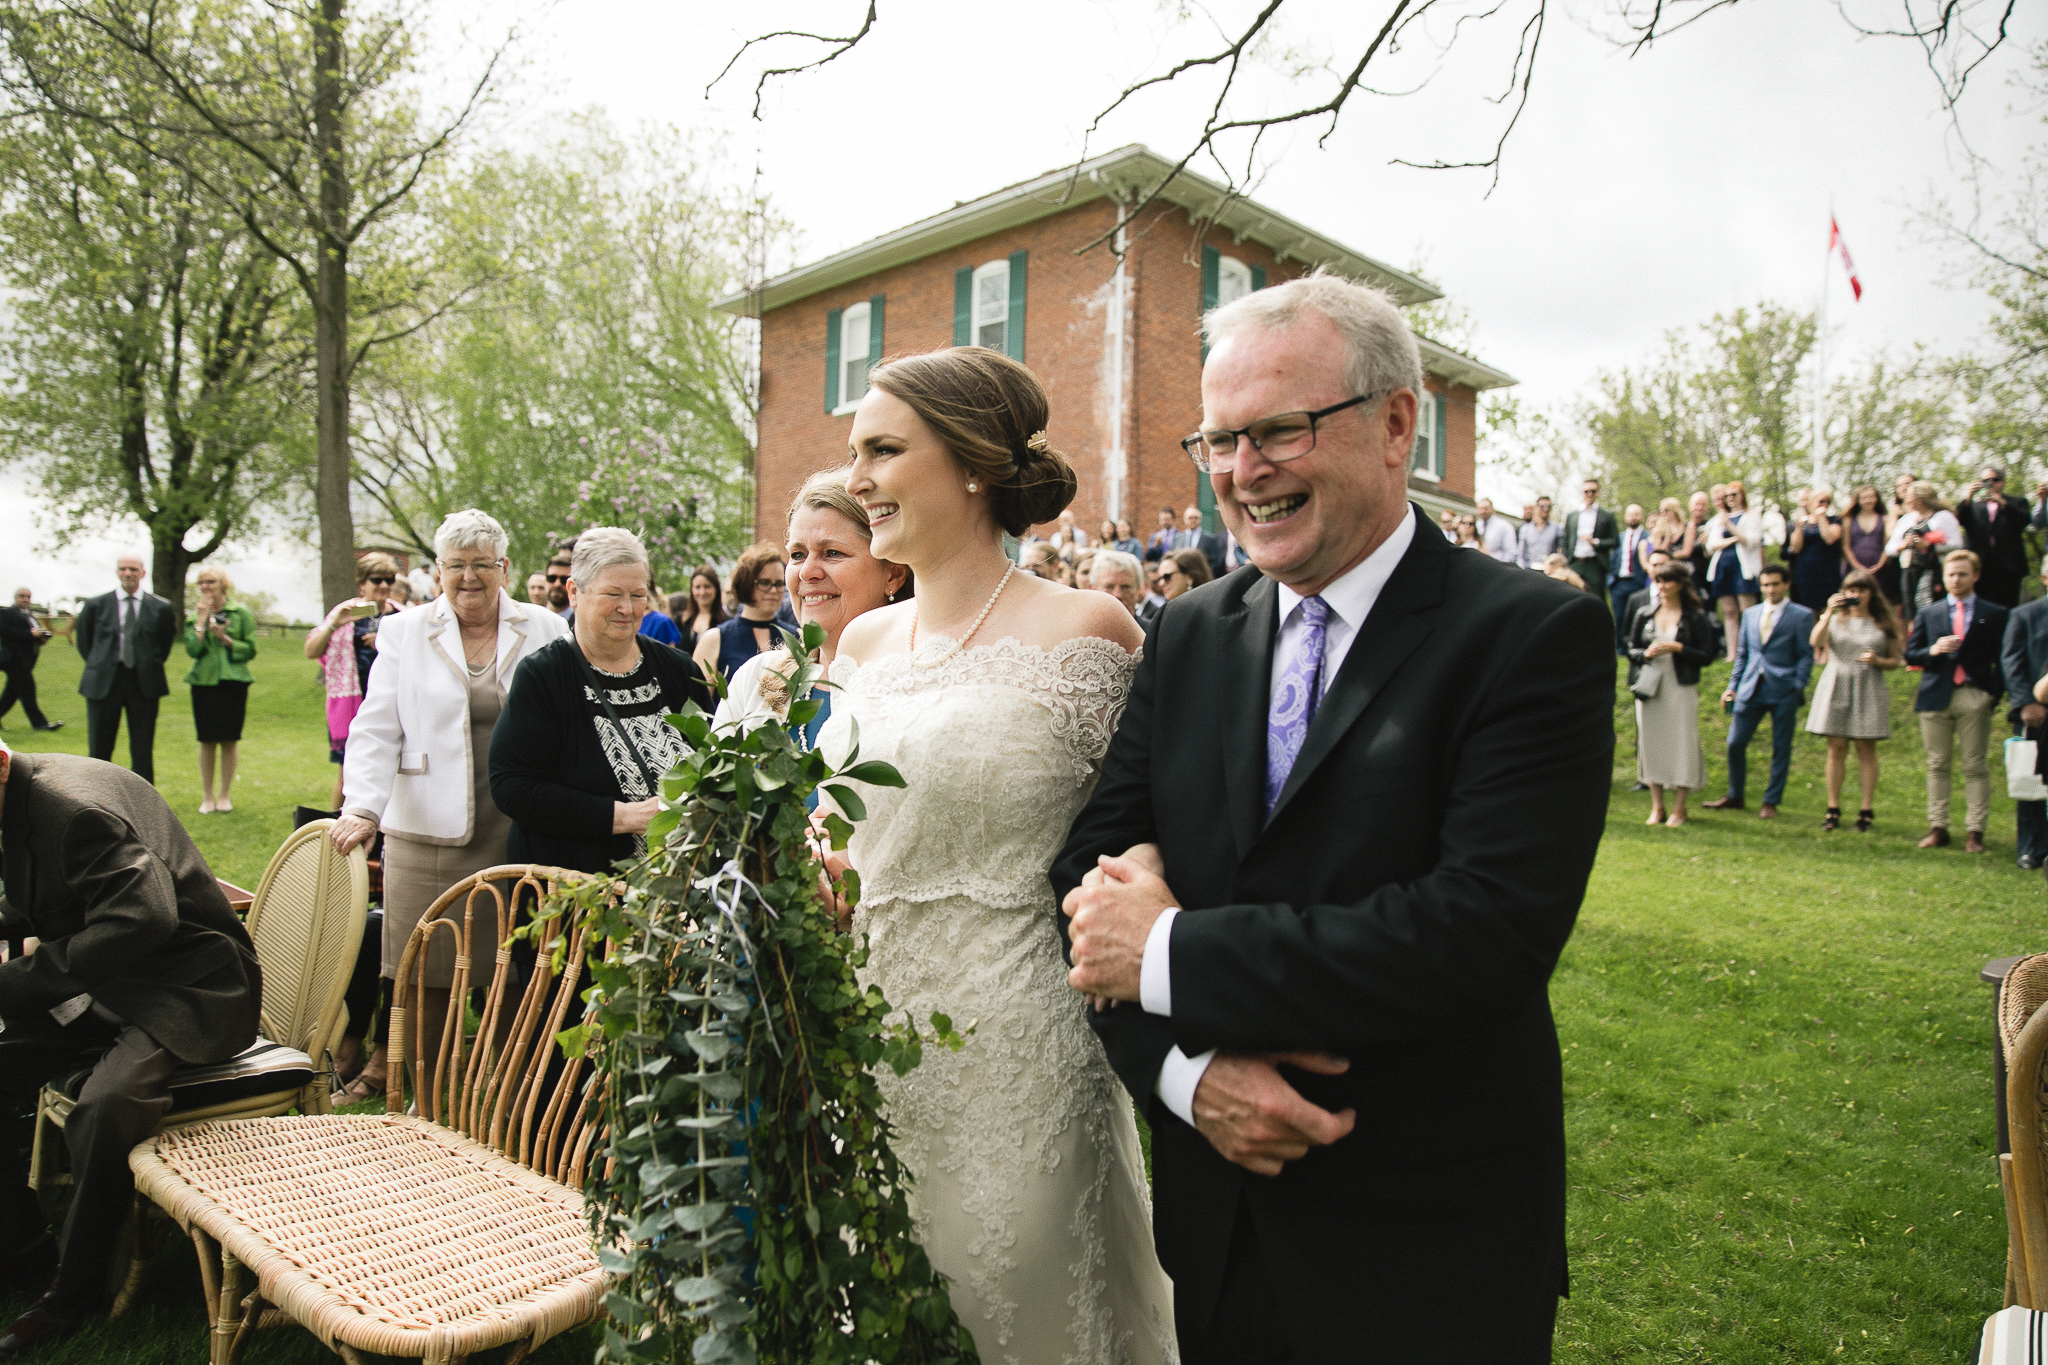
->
[826,635,1176,1365]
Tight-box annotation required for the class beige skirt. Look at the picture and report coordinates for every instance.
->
[380,808,513,985]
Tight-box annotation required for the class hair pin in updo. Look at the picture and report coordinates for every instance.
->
[1026,430,1049,453]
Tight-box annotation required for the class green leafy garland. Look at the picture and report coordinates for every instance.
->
[536,624,979,1364]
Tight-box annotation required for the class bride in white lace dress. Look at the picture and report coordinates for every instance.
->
[821,347,1176,1365]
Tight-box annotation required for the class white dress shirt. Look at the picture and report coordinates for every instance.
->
[1573,507,1600,561]
[1139,507,1419,1124]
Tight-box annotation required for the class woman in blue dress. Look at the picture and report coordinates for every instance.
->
[1705,479,1763,659]
[1786,486,1845,612]
[691,543,787,681]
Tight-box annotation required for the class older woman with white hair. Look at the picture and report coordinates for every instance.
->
[490,526,712,875]
[329,508,569,1103]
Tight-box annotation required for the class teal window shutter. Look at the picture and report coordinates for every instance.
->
[1434,386,1449,478]
[824,307,842,413]
[1200,246,1220,362]
[1005,251,1027,359]
[1198,246,1222,531]
[953,269,971,347]
[1250,264,1267,291]
[869,294,885,371]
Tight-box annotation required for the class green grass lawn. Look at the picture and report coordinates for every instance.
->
[3,632,2042,1361]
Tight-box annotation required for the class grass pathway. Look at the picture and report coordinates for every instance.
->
[3,634,2040,1361]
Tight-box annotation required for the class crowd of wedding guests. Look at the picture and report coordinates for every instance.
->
[1481,466,2048,875]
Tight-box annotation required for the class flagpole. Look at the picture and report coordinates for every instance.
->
[1815,209,1831,490]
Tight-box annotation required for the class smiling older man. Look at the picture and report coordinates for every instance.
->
[1056,270,1614,1362]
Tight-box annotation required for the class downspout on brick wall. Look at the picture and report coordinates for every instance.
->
[1104,208,1133,524]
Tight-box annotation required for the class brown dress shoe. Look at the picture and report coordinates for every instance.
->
[1919,828,1952,849]
[1702,796,1745,810]
[1966,831,1988,854]
[1759,805,1779,819]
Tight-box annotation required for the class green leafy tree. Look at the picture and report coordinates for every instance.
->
[1824,346,1967,495]
[0,104,308,615]
[353,118,766,575]
[1,0,509,610]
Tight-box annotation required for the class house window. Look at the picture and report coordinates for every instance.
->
[838,303,871,411]
[1412,388,1442,480]
[973,260,1009,351]
[1216,255,1253,308]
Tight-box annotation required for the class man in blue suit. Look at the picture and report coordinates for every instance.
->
[1705,563,1814,818]
[2004,560,2048,872]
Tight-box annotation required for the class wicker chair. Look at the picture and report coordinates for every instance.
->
[129,864,606,1365]
[29,819,367,1309]
[1999,952,2048,1307]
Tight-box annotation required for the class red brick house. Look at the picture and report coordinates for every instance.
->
[718,144,1514,544]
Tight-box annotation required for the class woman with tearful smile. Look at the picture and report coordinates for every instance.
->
[715,469,909,750]
[819,346,1172,1363]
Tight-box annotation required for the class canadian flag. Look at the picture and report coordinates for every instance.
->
[1828,217,1863,301]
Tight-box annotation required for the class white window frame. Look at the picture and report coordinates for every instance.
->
[1411,388,1440,481]
[972,259,1010,353]
[1216,255,1253,308]
[832,301,871,416]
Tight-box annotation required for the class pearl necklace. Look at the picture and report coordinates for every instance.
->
[909,562,1014,667]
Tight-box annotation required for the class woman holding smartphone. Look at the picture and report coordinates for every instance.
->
[1806,570,1904,831]
[183,566,258,813]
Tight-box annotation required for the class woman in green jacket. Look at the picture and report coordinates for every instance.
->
[184,565,258,813]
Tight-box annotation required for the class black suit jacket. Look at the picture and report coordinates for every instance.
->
[0,607,42,672]
[1959,495,2034,579]
[2004,597,2048,726]
[0,754,260,1063]
[1052,511,1614,1352]
[1906,597,2009,711]
[1559,507,1619,573]
[74,589,176,701]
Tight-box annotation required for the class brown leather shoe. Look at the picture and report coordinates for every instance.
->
[1759,804,1779,819]
[1702,796,1745,811]
[1966,830,1988,854]
[0,1293,82,1359]
[1919,828,1952,849]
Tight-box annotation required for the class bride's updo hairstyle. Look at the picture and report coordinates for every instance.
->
[865,346,1078,538]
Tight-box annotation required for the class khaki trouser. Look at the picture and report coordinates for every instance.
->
[1920,684,1995,832]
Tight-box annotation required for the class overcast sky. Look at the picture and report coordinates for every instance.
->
[11,0,2041,617]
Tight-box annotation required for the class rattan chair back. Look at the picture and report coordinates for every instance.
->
[2001,953,2048,1307]
[388,864,601,1188]
[245,819,369,1061]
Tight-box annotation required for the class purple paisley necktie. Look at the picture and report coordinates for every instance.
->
[1265,595,1329,819]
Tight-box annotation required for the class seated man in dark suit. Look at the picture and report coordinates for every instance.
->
[1705,563,1814,818]
[0,745,261,1356]
[2004,560,2048,872]
[1905,549,2009,853]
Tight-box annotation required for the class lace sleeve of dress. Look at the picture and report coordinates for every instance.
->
[1038,636,1140,772]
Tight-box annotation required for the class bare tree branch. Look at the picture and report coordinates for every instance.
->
[705,1,877,120]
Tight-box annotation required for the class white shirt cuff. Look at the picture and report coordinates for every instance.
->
[1155,1046,1215,1126]
[1138,906,1179,1016]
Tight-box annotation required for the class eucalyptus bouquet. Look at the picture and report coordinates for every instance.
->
[536,624,979,1364]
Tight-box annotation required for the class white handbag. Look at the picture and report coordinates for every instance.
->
[2007,737,2048,802]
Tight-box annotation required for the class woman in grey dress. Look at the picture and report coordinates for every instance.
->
[1626,563,1719,826]
[1805,569,1904,832]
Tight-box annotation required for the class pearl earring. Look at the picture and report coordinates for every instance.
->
[967,482,979,493]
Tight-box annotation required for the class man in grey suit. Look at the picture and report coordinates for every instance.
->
[0,746,260,1353]
[1558,479,1620,619]
[73,556,176,785]
[1175,505,1230,580]
[2004,560,2048,872]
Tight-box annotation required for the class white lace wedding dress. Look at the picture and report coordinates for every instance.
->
[825,636,1177,1365]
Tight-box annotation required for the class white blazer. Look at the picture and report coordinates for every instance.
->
[1706,510,1764,582]
[340,590,570,844]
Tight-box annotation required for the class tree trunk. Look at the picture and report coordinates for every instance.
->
[312,0,356,611]
[152,534,193,621]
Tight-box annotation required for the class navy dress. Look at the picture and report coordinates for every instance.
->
[714,615,774,680]
[1788,514,1843,612]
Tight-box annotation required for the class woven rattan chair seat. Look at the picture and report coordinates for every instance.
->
[130,1113,603,1361]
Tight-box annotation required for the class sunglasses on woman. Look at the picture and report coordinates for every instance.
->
[366,576,395,585]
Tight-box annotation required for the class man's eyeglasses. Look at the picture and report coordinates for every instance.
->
[442,560,502,577]
[365,576,395,586]
[544,572,570,583]
[1181,392,1385,474]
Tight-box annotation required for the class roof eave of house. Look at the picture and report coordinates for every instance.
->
[1418,335,1517,391]
[713,143,1445,316]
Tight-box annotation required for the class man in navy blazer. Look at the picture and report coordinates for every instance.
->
[2002,560,2048,871]
[1905,549,2009,852]
[1704,563,1813,818]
